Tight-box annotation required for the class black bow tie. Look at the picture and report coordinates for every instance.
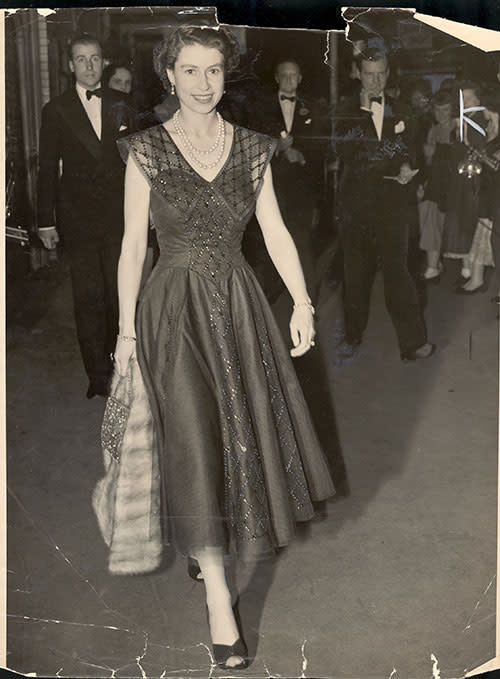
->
[370,95,383,105]
[86,88,102,100]
[280,94,296,102]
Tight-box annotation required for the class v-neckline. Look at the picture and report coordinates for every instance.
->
[161,123,237,185]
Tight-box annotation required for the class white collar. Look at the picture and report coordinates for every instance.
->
[76,81,102,99]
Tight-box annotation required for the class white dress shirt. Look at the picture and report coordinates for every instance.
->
[76,81,102,140]
[361,93,384,141]
[278,91,296,133]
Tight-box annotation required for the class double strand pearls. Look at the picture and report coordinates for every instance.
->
[173,110,226,170]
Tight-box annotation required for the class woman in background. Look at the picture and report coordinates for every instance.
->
[103,62,133,94]
[458,98,500,293]
[443,82,489,280]
[418,89,456,281]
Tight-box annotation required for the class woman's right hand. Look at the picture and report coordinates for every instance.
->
[113,336,136,376]
[290,305,315,357]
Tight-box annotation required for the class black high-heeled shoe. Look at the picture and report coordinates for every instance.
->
[187,557,203,582]
[206,602,249,671]
[212,637,249,670]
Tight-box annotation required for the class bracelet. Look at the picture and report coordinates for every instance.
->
[293,300,315,315]
[117,334,136,342]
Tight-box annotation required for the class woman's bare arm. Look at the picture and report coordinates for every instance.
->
[255,165,310,304]
[114,154,150,372]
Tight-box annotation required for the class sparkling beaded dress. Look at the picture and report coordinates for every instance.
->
[118,124,335,560]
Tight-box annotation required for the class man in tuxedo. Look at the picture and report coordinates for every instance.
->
[246,59,325,301]
[334,49,434,362]
[37,35,135,397]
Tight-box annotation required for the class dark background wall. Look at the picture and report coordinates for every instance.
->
[2,1,500,30]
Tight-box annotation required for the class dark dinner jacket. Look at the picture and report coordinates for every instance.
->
[334,93,417,218]
[252,89,323,195]
[37,85,136,248]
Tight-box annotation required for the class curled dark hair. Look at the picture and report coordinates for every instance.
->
[153,26,240,91]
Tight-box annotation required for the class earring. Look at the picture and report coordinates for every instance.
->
[171,82,175,95]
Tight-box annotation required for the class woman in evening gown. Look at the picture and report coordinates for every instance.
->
[112,26,335,670]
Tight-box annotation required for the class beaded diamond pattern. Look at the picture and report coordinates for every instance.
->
[101,396,130,462]
[209,289,272,541]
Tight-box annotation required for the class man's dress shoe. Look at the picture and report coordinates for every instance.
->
[400,343,436,362]
[335,338,361,365]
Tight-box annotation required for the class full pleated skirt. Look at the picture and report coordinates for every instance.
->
[136,262,335,560]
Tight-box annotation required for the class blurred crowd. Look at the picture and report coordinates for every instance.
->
[100,42,500,300]
[338,39,500,295]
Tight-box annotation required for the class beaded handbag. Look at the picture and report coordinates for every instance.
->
[101,365,133,462]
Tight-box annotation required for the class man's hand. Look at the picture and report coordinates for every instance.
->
[360,87,379,110]
[277,133,294,153]
[384,163,419,185]
[396,163,419,185]
[37,227,60,250]
[284,148,306,165]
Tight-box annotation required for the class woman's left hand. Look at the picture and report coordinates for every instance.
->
[290,306,316,357]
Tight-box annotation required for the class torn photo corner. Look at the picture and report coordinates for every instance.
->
[342,6,500,53]
[3,5,500,679]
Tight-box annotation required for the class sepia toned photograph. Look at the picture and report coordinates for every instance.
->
[4,4,499,678]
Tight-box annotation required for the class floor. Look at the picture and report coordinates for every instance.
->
[6,252,498,679]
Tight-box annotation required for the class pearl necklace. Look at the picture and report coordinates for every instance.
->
[174,110,224,154]
[173,110,226,169]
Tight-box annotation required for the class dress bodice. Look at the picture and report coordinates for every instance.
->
[119,125,276,282]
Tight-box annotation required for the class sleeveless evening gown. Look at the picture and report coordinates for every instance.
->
[118,124,335,561]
